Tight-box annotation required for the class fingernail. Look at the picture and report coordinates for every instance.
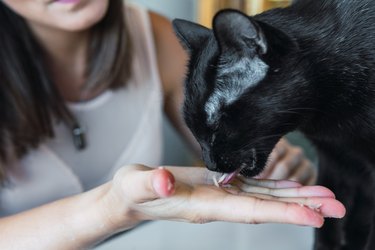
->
[325,215,343,219]
[167,178,173,192]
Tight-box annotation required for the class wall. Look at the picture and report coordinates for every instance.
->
[129,0,197,21]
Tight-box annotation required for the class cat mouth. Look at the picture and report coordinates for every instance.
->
[213,163,247,187]
[212,148,257,187]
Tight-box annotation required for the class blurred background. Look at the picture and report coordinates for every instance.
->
[96,1,317,249]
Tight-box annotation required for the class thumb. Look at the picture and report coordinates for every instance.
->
[149,167,176,199]
[118,166,176,204]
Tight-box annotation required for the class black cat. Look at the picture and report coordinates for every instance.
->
[173,0,375,249]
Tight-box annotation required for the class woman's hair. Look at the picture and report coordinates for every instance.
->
[0,0,132,181]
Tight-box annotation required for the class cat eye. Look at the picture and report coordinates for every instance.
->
[243,37,258,48]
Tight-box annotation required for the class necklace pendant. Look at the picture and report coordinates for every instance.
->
[72,124,86,150]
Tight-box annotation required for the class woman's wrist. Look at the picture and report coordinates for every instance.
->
[56,182,122,248]
[39,181,139,248]
[0,181,140,249]
[96,180,144,235]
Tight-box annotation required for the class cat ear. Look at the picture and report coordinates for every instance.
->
[213,10,267,55]
[172,19,210,52]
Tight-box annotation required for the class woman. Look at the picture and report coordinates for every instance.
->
[0,0,344,249]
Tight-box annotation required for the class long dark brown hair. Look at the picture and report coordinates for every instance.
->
[0,0,132,181]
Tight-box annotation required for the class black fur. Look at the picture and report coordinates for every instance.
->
[173,0,375,249]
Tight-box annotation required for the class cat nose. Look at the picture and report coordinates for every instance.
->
[203,154,217,171]
[202,148,217,171]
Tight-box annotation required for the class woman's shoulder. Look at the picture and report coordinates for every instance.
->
[148,10,188,98]
[123,3,187,98]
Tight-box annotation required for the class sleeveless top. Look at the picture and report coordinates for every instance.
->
[0,4,163,216]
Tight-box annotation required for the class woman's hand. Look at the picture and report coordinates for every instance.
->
[258,138,318,185]
[102,164,345,233]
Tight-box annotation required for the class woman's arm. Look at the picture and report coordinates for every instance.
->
[150,12,201,156]
[0,164,345,249]
[0,183,119,249]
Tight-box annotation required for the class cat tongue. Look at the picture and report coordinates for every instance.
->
[219,168,242,185]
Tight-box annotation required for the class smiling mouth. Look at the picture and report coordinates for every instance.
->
[54,0,80,3]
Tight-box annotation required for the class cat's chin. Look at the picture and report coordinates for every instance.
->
[237,151,270,178]
[239,167,262,178]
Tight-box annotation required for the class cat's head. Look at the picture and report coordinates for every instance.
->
[173,10,313,177]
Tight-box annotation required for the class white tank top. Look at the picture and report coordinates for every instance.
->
[0,4,163,216]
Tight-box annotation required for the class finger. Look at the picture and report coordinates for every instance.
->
[257,139,288,178]
[289,160,318,185]
[259,150,281,178]
[305,174,318,186]
[234,183,336,198]
[238,177,302,189]
[196,194,326,227]
[275,137,290,154]
[162,166,212,185]
[268,147,304,180]
[250,200,325,227]
[151,168,176,198]
[239,194,345,219]
[116,165,175,204]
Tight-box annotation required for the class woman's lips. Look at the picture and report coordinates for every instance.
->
[55,0,80,4]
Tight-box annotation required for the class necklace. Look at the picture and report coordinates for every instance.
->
[69,87,101,151]
[72,123,86,150]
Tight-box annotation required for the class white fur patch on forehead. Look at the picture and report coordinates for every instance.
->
[205,57,269,125]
